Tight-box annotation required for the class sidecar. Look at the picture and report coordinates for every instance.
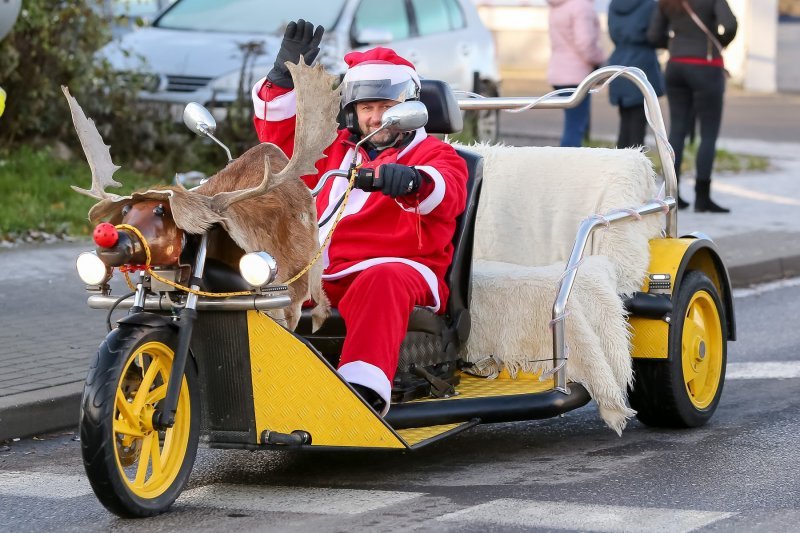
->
[75,66,734,517]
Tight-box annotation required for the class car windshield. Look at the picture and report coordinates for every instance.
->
[155,0,345,34]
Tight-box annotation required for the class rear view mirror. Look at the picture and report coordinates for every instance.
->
[381,101,428,133]
[183,102,217,136]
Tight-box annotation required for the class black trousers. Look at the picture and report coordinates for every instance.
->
[665,61,726,184]
[617,104,647,148]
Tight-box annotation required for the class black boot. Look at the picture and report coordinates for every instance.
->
[351,383,387,414]
[694,180,730,213]
[675,175,689,209]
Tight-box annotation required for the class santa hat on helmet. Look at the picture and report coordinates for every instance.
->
[342,47,420,89]
[341,48,421,118]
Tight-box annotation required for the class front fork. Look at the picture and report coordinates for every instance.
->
[135,233,208,430]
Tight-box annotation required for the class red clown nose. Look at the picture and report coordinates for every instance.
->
[93,222,119,248]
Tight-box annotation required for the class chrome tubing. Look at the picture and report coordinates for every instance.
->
[311,169,349,197]
[185,233,209,311]
[456,65,677,238]
[551,198,676,392]
[88,293,292,311]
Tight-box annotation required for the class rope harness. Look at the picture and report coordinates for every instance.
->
[114,166,360,297]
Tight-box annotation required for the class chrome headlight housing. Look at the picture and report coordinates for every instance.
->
[239,251,278,288]
[76,251,112,286]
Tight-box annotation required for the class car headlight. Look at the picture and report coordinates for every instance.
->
[76,251,112,286]
[239,251,278,288]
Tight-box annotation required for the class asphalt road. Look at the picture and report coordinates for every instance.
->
[1,278,799,532]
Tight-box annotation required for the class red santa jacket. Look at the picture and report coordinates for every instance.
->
[253,79,468,312]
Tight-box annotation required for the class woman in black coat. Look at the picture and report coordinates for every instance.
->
[648,0,737,212]
[608,0,665,149]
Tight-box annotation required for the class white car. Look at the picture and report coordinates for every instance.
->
[100,0,501,139]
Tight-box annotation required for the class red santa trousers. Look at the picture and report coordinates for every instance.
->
[324,262,434,411]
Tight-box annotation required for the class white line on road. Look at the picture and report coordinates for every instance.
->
[178,484,424,515]
[0,471,93,499]
[733,276,800,298]
[437,499,735,533]
[726,361,800,380]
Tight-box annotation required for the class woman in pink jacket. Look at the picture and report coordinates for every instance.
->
[547,0,606,147]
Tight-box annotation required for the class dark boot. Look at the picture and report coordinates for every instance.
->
[694,180,730,213]
[351,383,387,414]
[676,175,689,209]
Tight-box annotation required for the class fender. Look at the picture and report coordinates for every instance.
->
[117,311,178,330]
[629,235,736,360]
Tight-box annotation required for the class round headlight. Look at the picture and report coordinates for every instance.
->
[76,251,111,285]
[239,252,278,288]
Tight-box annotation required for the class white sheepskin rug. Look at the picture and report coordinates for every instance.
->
[452,143,664,435]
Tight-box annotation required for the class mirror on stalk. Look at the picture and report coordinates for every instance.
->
[183,102,217,136]
[381,101,428,133]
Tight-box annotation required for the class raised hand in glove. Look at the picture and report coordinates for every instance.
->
[375,163,422,198]
[267,19,325,88]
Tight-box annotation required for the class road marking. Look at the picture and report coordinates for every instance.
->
[437,499,735,532]
[727,361,800,380]
[178,484,424,515]
[0,471,93,499]
[733,276,800,298]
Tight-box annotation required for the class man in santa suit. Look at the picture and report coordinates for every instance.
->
[252,20,467,415]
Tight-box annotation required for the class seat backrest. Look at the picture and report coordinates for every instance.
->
[456,143,663,295]
[446,148,483,317]
[419,79,463,134]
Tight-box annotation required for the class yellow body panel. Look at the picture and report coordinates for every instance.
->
[629,237,726,359]
[247,311,406,449]
[411,372,554,403]
[629,238,693,359]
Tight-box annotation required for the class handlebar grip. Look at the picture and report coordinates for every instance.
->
[355,167,381,192]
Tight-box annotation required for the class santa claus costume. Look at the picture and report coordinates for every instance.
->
[252,47,467,413]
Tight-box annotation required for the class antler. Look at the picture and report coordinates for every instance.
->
[209,155,272,211]
[208,59,340,212]
[62,86,123,201]
[277,59,341,180]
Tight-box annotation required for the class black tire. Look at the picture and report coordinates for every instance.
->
[629,270,727,427]
[80,324,200,517]
[465,80,499,143]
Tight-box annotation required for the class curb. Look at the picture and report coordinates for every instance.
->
[728,254,800,288]
[0,382,82,441]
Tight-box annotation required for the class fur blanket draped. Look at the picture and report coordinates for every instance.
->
[452,143,664,434]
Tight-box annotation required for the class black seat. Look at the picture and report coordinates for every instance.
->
[296,80,484,397]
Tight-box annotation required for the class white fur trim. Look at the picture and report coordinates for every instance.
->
[251,77,297,121]
[338,361,392,415]
[395,165,445,215]
[343,63,420,87]
[322,257,440,312]
[397,128,427,159]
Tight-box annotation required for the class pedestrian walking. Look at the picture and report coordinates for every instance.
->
[546,0,606,147]
[607,0,665,149]
[648,0,737,212]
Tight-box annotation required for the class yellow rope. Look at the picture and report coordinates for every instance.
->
[281,166,358,285]
[113,169,358,297]
[115,224,251,297]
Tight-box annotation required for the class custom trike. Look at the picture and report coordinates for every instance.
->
[68,64,734,517]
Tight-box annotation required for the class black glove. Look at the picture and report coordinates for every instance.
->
[267,19,325,88]
[375,163,422,198]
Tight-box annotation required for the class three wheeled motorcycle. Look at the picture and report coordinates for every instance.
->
[70,65,734,517]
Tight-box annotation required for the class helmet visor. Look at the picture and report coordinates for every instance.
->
[342,78,419,109]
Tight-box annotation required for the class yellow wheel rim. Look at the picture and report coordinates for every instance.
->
[681,291,723,409]
[113,341,191,499]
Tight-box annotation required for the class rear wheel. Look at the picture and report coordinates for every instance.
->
[80,324,199,517]
[630,270,727,427]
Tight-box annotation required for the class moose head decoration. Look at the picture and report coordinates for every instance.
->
[64,60,340,331]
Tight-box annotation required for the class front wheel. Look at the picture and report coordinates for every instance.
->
[80,324,199,517]
[629,270,727,427]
